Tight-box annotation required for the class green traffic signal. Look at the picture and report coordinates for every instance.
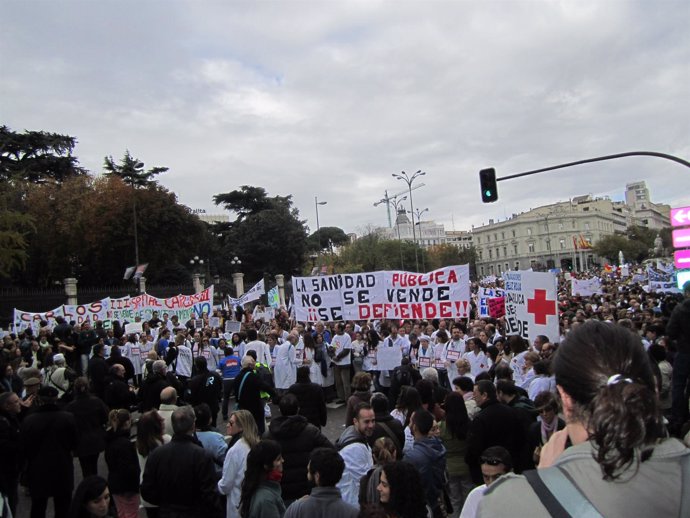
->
[479,168,498,203]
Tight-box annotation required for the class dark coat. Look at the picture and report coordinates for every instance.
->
[139,372,170,412]
[233,368,275,434]
[668,298,690,354]
[370,413,405,459]
[141,434,222,518]
[286,381,327,428]
[77,329,98,355]
[105,428,140,494]
[65,394,109,457]
[106,356,135,381]
[465,399,526,484]
[104,375,137,410]
[88,355,109,399]
[188,370,223,411]
[20,404,78,497]
[388,364,422,408]
[0,409,21,494]
[264,414,334,502]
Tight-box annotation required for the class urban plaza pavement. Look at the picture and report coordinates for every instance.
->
[16,400,349,518]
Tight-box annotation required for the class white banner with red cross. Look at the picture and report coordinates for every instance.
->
[504,270,559,344]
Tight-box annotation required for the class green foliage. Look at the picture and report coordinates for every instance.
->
[214,186,308,279]
[0,125,87,184]
[307,226,349,252]
[427,243,477,277]
[336,232,425,273]
[103,150,168,187]
[592,233,649,263]
[0,191,35,278]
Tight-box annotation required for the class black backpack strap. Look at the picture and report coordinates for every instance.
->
[524,469,572,518]
[525,467,603,518]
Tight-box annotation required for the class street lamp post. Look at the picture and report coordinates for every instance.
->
[391,195,407,270]
[189,256,205,293]
[315,196,327,270]
[414,208,429,272]
[392,170,426,271]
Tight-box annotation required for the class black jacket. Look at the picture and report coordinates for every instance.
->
[465,399,526,484]
[104,375,137,410]
[668,298,690,354]
[188,370,223,410]
[388,364,422,408]
[139,372,170,412]
[88,355,109,399]
[141,434,222,518]
[286,381,327,428]
[370,413,405,459]
[105,428,140,494]
[65,394,109,457]
[0,409,21,494]
[264,414,334,502]
[20,404,78,497]
[233,368,275,433]
[106,356,135,381]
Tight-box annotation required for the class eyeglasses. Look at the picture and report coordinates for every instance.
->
[480,456,505,466]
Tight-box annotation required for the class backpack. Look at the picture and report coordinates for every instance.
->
[256,363,274,389]
[395,366,412,387]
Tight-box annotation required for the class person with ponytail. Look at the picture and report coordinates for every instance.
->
[239,440,286,518]
[479,320,690,518]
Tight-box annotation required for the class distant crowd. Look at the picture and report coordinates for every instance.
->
[1,271,689,518]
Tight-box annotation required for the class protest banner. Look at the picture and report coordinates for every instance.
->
[225,321,242,334]
[267,286,280,308]
[12,306,64,334]
[242,279,265,304]
[209,317,220,329]
[62,298,111,325]
[570,278,603,297]
[292,265,470,322]
[504,270,559,343]
[648,280,681,293]
[479,287,505,318]
[108,287,214,322]
[376,343,403,371]
[487,297,505,319]
[124,322,143,335]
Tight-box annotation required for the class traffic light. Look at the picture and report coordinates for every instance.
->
[479,168,498,203]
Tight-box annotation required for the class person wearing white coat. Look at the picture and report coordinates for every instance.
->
[274,332,299,392]
[217,410,261,518]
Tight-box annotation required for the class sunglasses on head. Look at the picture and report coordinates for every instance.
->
[480,456,504,466]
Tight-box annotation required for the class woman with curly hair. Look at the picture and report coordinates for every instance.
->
[373,461,426,518]
[480,320,689,517]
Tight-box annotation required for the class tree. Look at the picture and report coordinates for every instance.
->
[307,226,349,252]
[592,234,648,264]
[213,186,308,279]
[103,151,169,269]
[0,191,34,278]
[427,243,477,277]
[0,125,86,184]
[336,232,424,273]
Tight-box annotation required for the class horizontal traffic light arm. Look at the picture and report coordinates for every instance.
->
[495,151,690,183]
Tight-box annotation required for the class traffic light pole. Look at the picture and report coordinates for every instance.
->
[496,151,690,182]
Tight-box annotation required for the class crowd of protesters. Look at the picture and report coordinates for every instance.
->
[0,270,689,518]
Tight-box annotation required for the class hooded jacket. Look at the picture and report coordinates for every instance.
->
[404,436,447,510]
[668,298,690,354]
[264,414,333,502]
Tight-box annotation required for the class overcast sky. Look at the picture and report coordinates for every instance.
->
[2,0,689,236]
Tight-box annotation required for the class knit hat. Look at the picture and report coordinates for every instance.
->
[53,353,66,364]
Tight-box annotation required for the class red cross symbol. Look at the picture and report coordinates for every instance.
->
[527,289,557,325]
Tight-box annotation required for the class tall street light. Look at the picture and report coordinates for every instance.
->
[315,196,327,270]
[392,170,426,271]
[414,208,429,272]
[392,195,407,270]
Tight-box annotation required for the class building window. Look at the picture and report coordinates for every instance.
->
[559,222,564,230]
[477,237,480,244]
[505,263,509,272]
[489,249,493,259]
[512,230,516,238]
[494,233,498,241]
[503,246,507,257]
[480,266,485,276]
[527,228,532,236]
[560,238,565,250]
[528,242,535,253]
[513,244,518,255]
[501,232,505,240]
[487,235,490,242]
[490,265,494,274]
[515,261,520,270]
[479,250,483,260]
[585,222,590,230]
